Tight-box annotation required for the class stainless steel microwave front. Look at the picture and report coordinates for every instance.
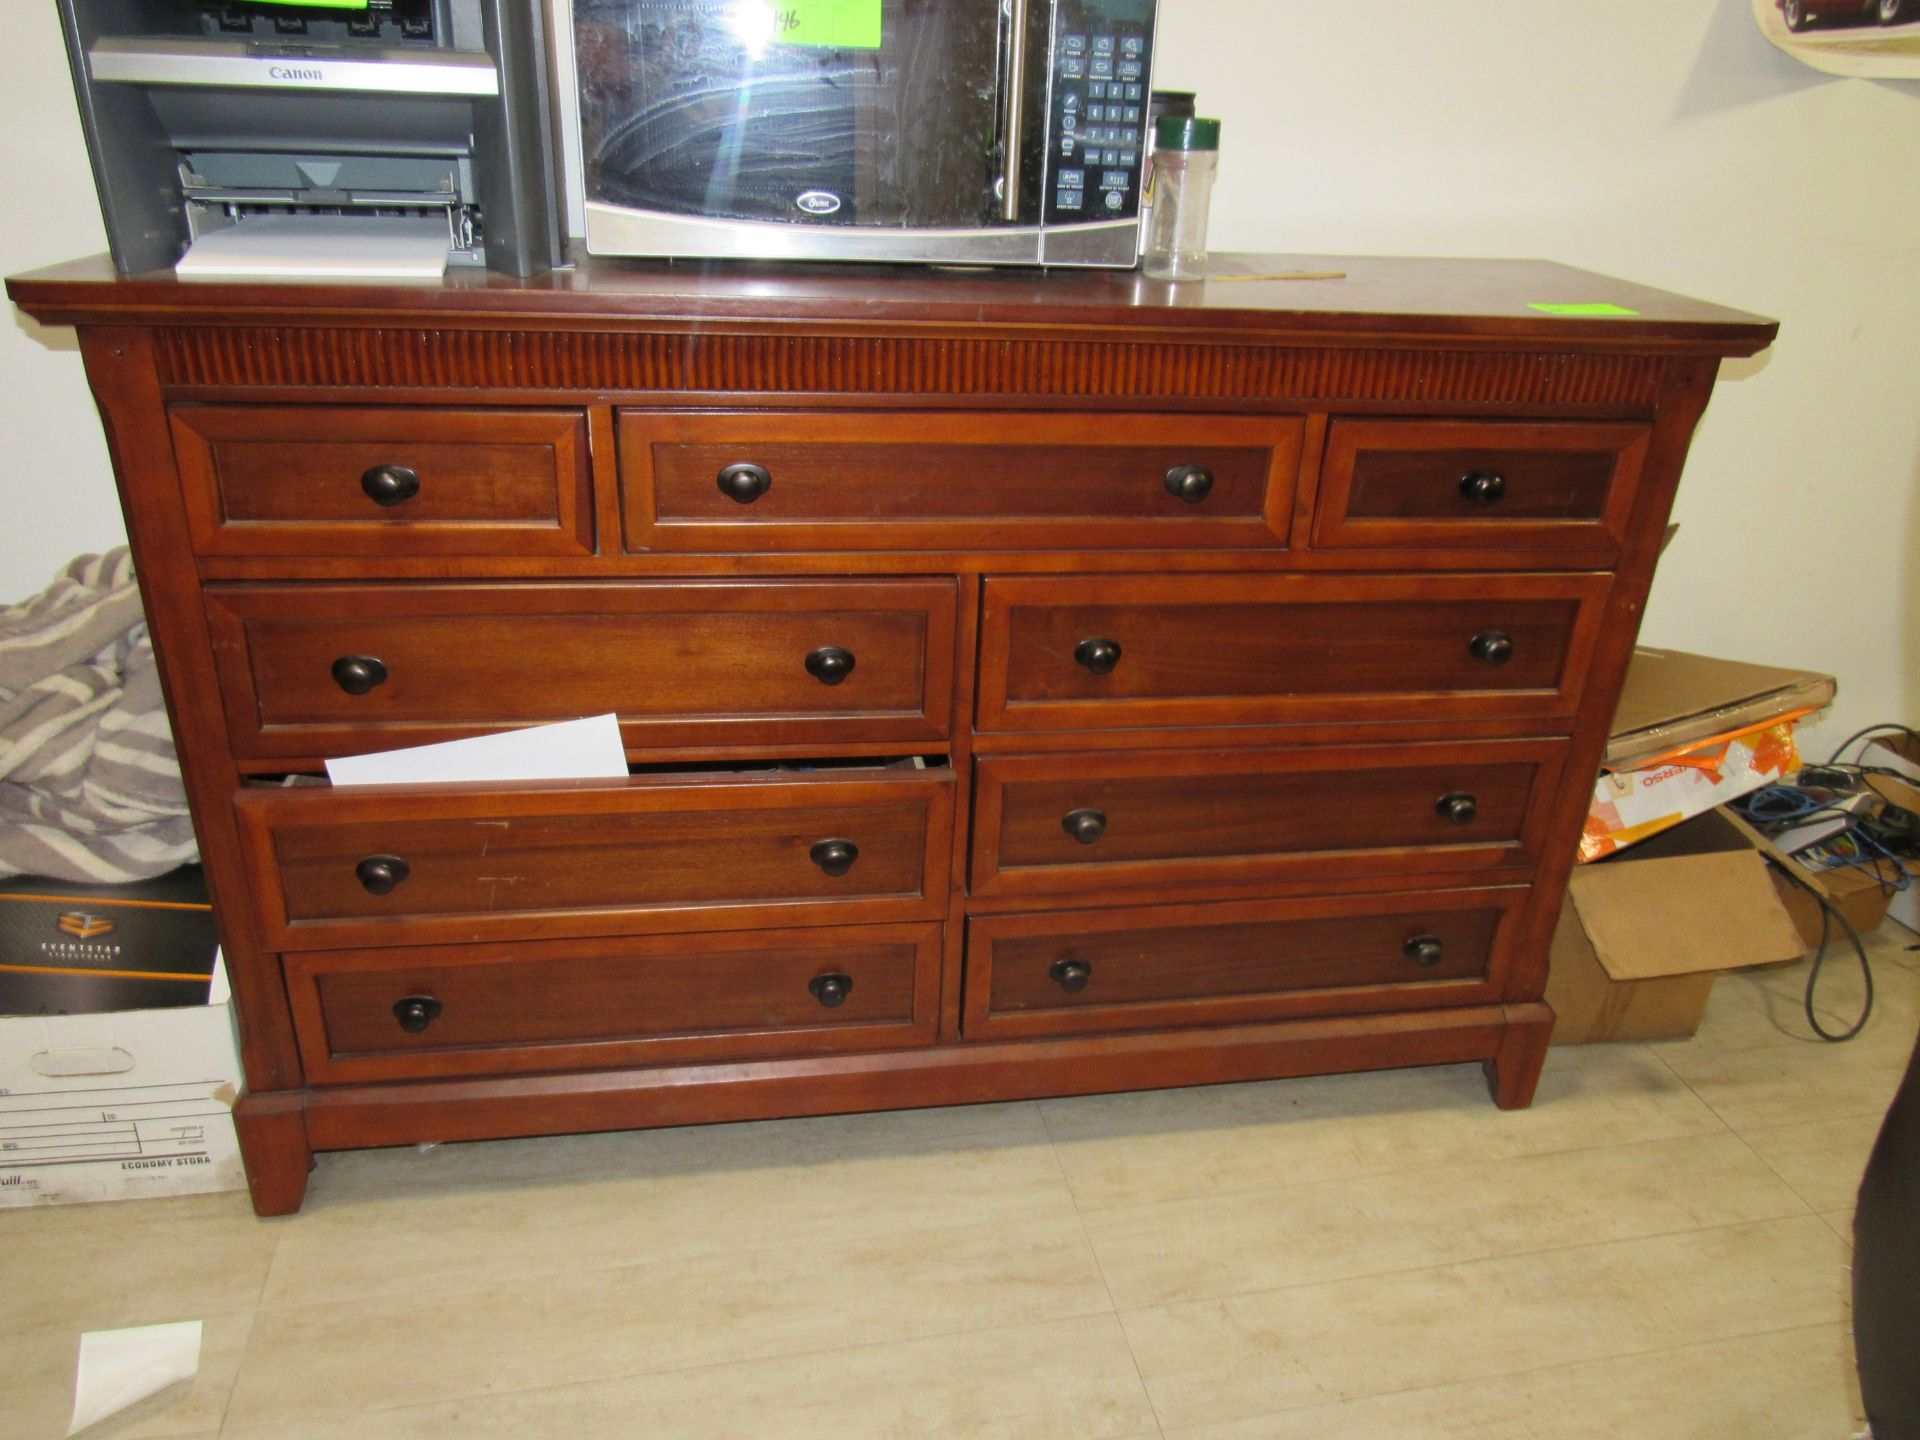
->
[553,0,1158,267]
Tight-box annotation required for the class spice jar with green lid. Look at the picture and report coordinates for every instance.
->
[1142,115,1220,282]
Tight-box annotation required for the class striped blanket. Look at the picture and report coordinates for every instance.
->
[0,549,197,882]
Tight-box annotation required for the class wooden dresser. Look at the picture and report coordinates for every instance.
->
[8,254,1775,1215]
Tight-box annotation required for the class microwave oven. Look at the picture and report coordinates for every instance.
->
[552,0,1160,268]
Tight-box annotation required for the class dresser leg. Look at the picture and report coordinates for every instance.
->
[234,1090,314,1216]
[1484,1004,1556,1110]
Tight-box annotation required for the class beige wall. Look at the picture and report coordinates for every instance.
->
[1,4,119,601]
[1160,0,1920,741]
[3,0,1915,739]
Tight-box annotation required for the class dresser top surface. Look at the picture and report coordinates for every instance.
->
[8,251,1776,355]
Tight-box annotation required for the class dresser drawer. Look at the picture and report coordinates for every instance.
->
[976,572,1609,732]
[964,888,1524,1040]
[206,579,957,758]
[285,921,943,1083]
[1313,420,1648,561]
[618,410,1301,551]
[233,765,953,950]
[170,406,594,557]
[972,739,1566,899]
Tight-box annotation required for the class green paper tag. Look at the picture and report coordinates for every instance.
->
[776,0,883,49]
[1528,302,1641,317]
[257,1,372,9]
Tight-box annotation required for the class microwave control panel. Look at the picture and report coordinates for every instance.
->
[1044,11,1154,227]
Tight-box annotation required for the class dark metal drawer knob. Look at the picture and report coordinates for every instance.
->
[717,462,773,504]
[809,972,854,1008]
[1468,630,1514,667]
[1164,464,1215,504]
[356,854,411,896]
[1074,637,1123,676]
[1437,792,1479,826]
[1062,808,1108,845]
[805,646,856,686]
[331,654,389,695]
[1403,935,1445,969]
[360,464,421,507]
[393,995,442,1033]
[810,838,859,877]
[1459,470,1507,506]
[1049,958,1093,994]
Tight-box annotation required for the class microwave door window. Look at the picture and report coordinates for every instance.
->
[576,1,1008,230]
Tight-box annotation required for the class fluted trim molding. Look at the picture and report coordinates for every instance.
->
[156,326,1667,407]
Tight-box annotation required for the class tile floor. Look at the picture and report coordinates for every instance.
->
[3,925,1915,1440]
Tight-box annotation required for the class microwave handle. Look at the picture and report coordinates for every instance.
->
[998,0,1031,222]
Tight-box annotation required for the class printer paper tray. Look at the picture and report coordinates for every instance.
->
[176,215,450,280]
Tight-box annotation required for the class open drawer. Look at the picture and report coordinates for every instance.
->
[233,760,954,951]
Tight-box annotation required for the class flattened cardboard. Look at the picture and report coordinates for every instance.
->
[1605,647,1833,772]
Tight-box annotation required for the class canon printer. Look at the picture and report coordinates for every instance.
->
[57,0,561,278]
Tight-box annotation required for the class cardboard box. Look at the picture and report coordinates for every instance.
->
[1769,860,1902,951]
[1581,718,1806,861]
[1748,756,1917,946]
[0,958,245,1207]
[1579,649,1833,862]
[1859,735,1920,933]
[1857,732,1920,782]
[0,867,219,1016]
[1893,889,1918,936]
[1548,807,1810,1043]
[1546,902,1717,1045]
[1862,749,1920,894]
[0,870,243,1206]
[1604,648,1836,772]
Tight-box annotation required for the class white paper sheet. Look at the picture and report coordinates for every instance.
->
[324,714,628,788]
[176,215,451,279]
[68,1321,201,1436]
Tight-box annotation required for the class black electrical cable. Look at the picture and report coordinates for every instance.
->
[1767,859,1875,1042]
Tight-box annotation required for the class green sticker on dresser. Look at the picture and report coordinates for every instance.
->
[776,0,883,49]
[1528,302,1641,317]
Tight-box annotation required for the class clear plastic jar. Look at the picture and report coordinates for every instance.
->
[1142,116,1220,282]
